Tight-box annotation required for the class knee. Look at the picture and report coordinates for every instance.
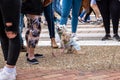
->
[5,22,13,27]
[62,11,69,18]
[72,13,79,18]
[28,39,37,48]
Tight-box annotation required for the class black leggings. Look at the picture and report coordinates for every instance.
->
[84,7,95,22]
[0,0,21,65]
[44,3,55,38]
[96,0,120,34]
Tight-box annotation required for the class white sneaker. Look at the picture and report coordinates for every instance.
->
[0,69,3,72]
[71,33,80,41]
[0,69,16,80]
[0,68,17,76]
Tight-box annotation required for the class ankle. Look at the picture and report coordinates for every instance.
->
[3,66,15,73]
[27,57,36,60]
[106,33,110,36]
[27,53,36,59]
[6,64,15,68]
[114,33,118,36]
[51,38,58,48]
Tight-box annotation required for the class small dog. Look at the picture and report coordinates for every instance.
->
[61,31,80,54]
[56,25,80,54]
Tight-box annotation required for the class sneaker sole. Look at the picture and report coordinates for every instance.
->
[27,61,39,65]
[35,56,45,59]
[101,38,113,41]
[113,38,120,42]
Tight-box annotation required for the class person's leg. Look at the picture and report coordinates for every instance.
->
[70,0,82,41]
[25,14,43,64]
[19,14,24,45]
[72,0,82,33]
[44,3,58,48]
[90,0,101,19]
[79,9,86,18]
[60,0,72,25]
[0,13,20,64]
[0,0,21,79]
[25,15,41,64]
[96,0,111,40]
[79,9,91,21]
[55,0,61,15]
[44,3,55,38]
[0,0,21,66]
[78,9,86,22]
[7,34,20,65]
[0,32,20,79]
[19,13,27,52]
[53,0,61,22]
[84,7,93,22]
[110,0,120,41]
[0,11,9,62]
[110,0,120,34]
[53,0,61,16]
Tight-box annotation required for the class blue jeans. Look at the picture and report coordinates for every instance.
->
[60,0,82,33]
[44,3,55,38]
[52,0,61,16]
[19,13,24,45]
[80,10,90,21]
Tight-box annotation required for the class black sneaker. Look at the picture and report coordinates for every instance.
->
[27,58,39,64]
[26,53,44,58]
[113,34,120,41]
[102,34,112,41]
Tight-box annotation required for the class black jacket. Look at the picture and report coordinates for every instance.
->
[22,0,43,15]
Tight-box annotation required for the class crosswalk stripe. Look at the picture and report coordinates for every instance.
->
[23,40,120,46]
[38,28,120,32]
[21,18,120,46]
[22,33,119,38]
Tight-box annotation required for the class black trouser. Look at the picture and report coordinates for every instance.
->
[84,7,95,22]
[96,0,120,35]
[44,3,55,38]
[0,0,21,65]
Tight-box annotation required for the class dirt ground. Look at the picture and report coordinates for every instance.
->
[0,46,120,72]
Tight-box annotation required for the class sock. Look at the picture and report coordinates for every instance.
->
[3,66,15,73]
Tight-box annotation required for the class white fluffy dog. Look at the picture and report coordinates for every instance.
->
[56,25,80,54]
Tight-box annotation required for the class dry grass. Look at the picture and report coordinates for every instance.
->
[0,46,120,71]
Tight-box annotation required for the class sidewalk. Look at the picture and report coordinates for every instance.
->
[13,46,120,80]
[17,68,120,80]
